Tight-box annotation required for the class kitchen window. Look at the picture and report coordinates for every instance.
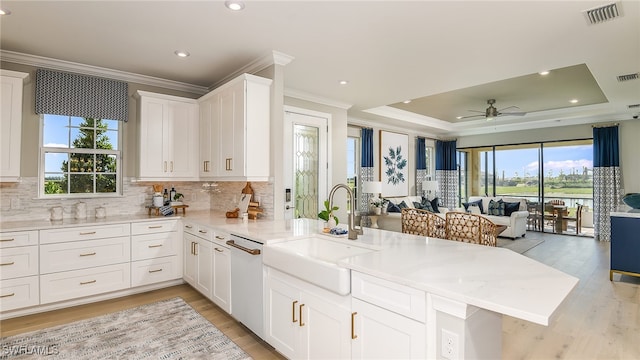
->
[39,114,122,198]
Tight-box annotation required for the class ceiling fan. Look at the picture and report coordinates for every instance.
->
[458,99,526,120]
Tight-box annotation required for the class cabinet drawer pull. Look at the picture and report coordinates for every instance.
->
[292,300,298,323]
[198,230,208,234]
[351,312,358,339]
[215,235,225,240]
[148,268,163,273]
[0,261,15,266]
[0,293,15,298]
[299,303,305,327]
[148,225,163,229]
[79,252,96,257]
[80,280,96,285]
[185,225,193,229]
[148,244,163,248]
[214,247,224,253]
[0,238,15,242]
[79,231,96,235]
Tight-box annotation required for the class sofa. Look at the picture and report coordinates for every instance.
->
[465,196,529,239]
[376,195,529,239]
[376,196,450,233]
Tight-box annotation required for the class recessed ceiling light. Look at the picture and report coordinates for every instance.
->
[570,99,579,104]
[539,70,550,76]
[403,100,412,104]
[0,8,11,15]
[174,50,190,58]
[225,1,245,11]
[339,80,349,85]
[456,116,463,120]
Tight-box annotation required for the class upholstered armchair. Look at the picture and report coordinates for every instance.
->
[445,212,498,247]
[401,208,446,238]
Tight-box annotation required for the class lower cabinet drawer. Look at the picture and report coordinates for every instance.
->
[40,263,130,304]
[40,236,130,274]
[131,256,181,287]
[131,232,178,261]
[352,271,426,322]
[0,245,38,280]
[0,275,39,312]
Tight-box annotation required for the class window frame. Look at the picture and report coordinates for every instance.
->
[38,114,123,199]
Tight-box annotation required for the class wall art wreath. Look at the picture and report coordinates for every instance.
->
[379,131,409,196]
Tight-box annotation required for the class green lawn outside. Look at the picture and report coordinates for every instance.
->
[493,186,593,197]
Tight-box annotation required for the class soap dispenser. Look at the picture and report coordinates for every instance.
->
[170,186,176,204]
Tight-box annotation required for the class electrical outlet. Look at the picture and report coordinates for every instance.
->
[441,329,459,360]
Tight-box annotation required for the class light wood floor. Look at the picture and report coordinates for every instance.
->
[1,232,638,359]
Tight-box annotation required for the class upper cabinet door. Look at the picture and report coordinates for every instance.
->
[0,71,29,182]
[136,91,198,181]
[197,73,272,181]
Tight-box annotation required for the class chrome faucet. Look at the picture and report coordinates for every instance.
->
[328,184,363,240]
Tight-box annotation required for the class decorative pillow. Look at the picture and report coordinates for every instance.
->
[463,199,483,213]
[504,201,520,216]
[488,199,505,216]
[413,201,434,212]
[398,201,409,209]
[387,201,401,213]
[430,197,440,213]
[421,196,435,212]
[468,205,481,214]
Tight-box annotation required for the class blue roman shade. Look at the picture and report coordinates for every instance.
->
[35,69,128,122]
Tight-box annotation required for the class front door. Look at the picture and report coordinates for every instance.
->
[284,109,328,220]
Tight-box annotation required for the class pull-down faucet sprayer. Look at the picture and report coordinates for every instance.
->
[328,184,363,240]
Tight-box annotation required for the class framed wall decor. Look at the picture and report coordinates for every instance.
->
[379,130,409,196]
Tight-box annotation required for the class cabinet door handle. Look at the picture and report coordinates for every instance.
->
[79,231,96,235]
[226,158,232,171]
[214,247,224,253]
[204,160,210,172]
[170,161,174,172]
[148,225,163,229]
[80,280,96,285]
[299,303,305,327]
[79,252,96,257]
[148,244,163,248]
[0,293,15,298]
[292,300,298,323]
[0,238,15,242]
[191,242,195,255]
[351,312,358,339]
[148,268,163,273]
[194,242,198,256]
[164,161,167,172]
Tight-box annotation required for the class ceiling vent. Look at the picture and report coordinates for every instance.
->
[617,72,639,82]
[628,104,640,109]
[583,2,621,25]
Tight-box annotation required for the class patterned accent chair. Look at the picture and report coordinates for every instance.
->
[401,208,446,238]
[445,212,498,247]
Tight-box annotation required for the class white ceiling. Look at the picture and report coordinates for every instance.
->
[1,1,639,137]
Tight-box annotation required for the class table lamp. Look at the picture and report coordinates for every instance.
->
[422,180,438,200]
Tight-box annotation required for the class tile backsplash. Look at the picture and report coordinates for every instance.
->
[0,178,273,222]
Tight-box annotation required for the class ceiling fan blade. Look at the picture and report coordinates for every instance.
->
[466,110,485,113]
[457,114,484,119]
[498,111,527,116]
[498,105,520,112]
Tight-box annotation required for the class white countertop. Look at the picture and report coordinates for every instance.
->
[1,211,578,326]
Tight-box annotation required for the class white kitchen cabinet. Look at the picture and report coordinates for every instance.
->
[197,73,272,181]
[183,230,213,299]
[265,267,352,359]
[0,230,39,311]
[136,91,198,181]
[211,231,231,313]
[350,271,427,359]
[0,70,29,182]
[130,220,181,287]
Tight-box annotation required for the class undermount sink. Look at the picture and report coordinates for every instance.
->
[263,235,378,295]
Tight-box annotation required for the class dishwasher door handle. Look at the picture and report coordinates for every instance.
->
[226,240,261,255]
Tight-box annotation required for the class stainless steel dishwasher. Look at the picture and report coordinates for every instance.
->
[226,234,264,339]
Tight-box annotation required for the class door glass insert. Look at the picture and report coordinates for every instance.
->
[294,124,319,219]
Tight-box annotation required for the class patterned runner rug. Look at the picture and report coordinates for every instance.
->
[0,297,252,360]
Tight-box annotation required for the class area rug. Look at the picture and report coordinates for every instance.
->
[497,237,544,254]
[0,297,252,360]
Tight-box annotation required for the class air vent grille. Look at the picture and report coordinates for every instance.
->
[628,104,640,109]
[583,2,621,24]
[617,73,639,82]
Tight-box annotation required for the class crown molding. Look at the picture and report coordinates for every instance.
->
[284,88,353,110]
[0,50,209,94]
[209,50,295,91]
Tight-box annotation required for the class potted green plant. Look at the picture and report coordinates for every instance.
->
[318,200,339,228]
[370,197,384,215]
